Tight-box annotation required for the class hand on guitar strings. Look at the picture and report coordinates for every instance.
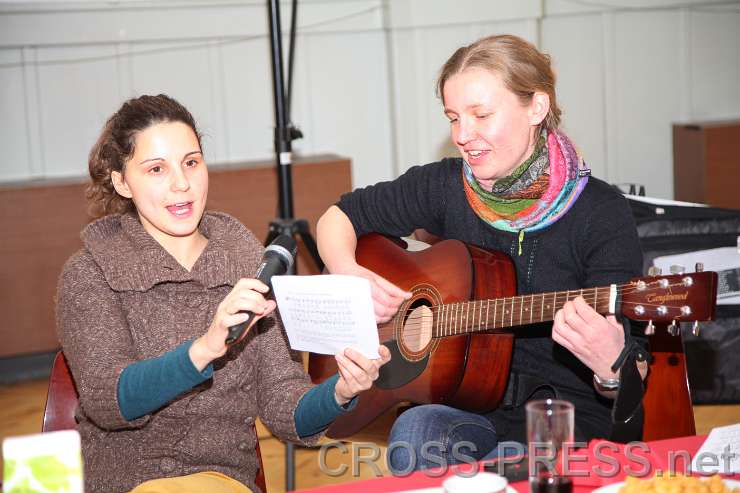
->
[333,346,392,405]
[338,263,412,323]
[552,296,625,382]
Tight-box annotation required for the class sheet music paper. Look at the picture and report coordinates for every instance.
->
[272,275,380,359]
[690,423,740,474]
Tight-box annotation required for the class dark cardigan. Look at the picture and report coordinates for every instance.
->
[337,157,646,443]
[56,211,318,493]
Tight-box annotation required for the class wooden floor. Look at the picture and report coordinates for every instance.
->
[1,378,738,492]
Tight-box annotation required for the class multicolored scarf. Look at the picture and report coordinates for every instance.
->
[463,128,590,252]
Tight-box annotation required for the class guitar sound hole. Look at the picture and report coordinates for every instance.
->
[400,304,433,353]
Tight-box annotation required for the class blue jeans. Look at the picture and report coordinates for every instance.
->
[387,404,523,474]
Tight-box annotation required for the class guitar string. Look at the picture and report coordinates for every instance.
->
[390,280,697,336]
[390,279,691,318]
[397,292,602,335]
[397,303,682,337]
[397,298,689,331]
[394,304,684,335]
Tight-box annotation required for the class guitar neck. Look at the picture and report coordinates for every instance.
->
[433,286,614,336]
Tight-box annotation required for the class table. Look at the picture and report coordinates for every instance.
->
[297,435,738,493]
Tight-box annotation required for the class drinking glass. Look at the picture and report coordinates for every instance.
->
[526,399,574,493]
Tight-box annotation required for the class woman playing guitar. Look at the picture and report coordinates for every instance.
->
[316,34,650,473]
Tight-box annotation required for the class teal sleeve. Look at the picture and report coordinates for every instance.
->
[294,373,358,438]
[117,339,213,421]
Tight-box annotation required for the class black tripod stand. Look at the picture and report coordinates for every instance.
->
[265,0,324,275]
[265,0,323,490]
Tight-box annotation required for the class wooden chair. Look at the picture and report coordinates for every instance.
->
[43,351,269,492]
[42,351,78,432]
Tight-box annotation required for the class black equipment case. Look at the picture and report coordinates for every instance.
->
[626,195,740,404]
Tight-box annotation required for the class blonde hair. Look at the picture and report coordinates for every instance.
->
[437,34,561,130]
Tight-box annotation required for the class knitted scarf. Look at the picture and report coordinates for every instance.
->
[463,129,590,243]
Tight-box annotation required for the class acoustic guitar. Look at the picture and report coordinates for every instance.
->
[308,233,718,438]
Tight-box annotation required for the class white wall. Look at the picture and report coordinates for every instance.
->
[542,1,740,197]
[1,0,739,198]
[0,0,395,189]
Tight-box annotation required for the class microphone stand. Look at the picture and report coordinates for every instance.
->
[265,0,323,490]
[265,0,324,275]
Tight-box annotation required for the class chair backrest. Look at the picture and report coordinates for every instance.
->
[43,351,268,492]
[42,351,78,432]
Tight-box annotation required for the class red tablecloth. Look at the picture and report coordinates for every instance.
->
[298,434,738,493]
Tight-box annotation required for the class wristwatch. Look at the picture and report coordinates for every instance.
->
[593,373,620,391]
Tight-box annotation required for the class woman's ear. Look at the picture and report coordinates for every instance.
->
[111,170,132,198]
[528,91,550,126]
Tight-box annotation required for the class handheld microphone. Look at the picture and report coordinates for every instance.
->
[225,234,297,345]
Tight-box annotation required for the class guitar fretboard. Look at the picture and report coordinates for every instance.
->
[434,286,614,336]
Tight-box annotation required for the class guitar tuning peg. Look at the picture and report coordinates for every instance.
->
[648,266,662,276]
[692,321,700,337]
[670,265,686,274]
[644,320,655,336]
[667,320,680,337]
[695,262,704,272]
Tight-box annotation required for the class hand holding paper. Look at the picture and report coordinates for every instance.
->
[272,274,390,404]
[334,345,392,405]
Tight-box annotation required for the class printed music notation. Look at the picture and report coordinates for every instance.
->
[271,275,380,359]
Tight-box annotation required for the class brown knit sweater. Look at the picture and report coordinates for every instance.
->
[56,211,318,493]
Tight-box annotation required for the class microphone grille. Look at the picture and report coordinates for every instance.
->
[270,234,297,255]
[266,234,297,267]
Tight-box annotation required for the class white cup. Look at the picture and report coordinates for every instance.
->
[443,471,509,493]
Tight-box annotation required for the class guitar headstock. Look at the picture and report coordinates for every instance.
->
[621,269,718,336]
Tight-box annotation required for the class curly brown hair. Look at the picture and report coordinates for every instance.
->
[86,94,202,218]
[437,34,561,131]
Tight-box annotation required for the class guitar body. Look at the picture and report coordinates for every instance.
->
[309,234,517,438]
[308,234,718,439]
